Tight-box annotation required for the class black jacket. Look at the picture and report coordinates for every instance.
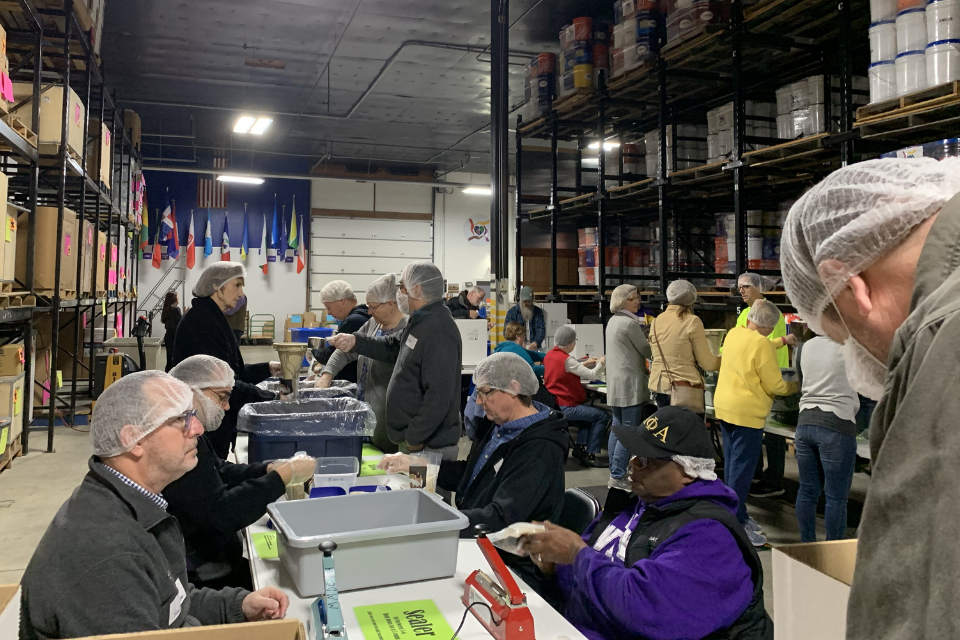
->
[162,307,182,346]
[20,459,248,640]
[162,434,286,588]
[315,304,370,382]
[172,296,274,457]
[444,292,476,319]
[354,300,462,448]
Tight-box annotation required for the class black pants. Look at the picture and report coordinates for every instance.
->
[754,433,787,490]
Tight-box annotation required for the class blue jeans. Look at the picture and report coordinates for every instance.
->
[794,424,857,542]
[609,405,642,479]
[720,421,764,524]
[561,404,610,454]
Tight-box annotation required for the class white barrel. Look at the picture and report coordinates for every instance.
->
[927,0,960,41]
[870,21,898,61]
[896,50,929,94]
[872,0,898,20]
[897,8,928,53]
[870,60,899,102]
[926,39,960,84]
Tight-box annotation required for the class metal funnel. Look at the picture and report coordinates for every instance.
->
[274,342,309,399]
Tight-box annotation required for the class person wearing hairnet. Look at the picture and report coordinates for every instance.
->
[779,157,960,640]
[713,300,799,546]
[445,285,486,319]
[517,407,772,640]
[163,356,316,589]
[378,352,569,596]
[604,285,653,494]
[312,280,370,383]
[735,273,793,366]
[543,325,607,468]
[493,322,546,376]
[19,372,290,639]
[327,262,462,458]
[505,286,546,349]
[172,263,276,458]
[648,280,720,410]
[316,274,408,453]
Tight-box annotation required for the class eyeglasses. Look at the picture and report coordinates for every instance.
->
[475,387,499,401]
[164,409,199,434]
[209,389,231,404]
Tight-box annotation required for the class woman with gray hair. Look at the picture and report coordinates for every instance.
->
[604,284,653,492]
[648,280,720,411]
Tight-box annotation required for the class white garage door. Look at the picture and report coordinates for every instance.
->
[309,217,434,311]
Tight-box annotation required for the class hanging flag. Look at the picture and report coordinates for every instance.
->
[268,194,278,263]
[259,213,269,275]
[151,217,162,269]
[186,210,196,269]
[280,208,290,263]
[221,214,231,261]
[296,212,307,274]
[288,195,298,250]
[197,157,228,208]
[160,198,174,259]
[168,201,180,260]
[240,204,250,260]
[138,213,149,260]
[204,209,213,257]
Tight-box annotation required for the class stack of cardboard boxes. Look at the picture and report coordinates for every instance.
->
[0,341,25,448]
[16,207,79,298]
[283,312,319,342]
[11,83,86,160]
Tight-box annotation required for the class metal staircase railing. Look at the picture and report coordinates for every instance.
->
[137,256,184,321]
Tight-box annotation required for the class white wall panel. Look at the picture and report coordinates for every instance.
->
[310,178,374,210]
[311,218,433,242]
[374,182,434,213]
[315,238,432,259]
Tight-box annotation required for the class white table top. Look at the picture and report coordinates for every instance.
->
[582,381,607,395]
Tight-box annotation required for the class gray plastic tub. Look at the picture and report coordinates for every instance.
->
[268,489,470,596]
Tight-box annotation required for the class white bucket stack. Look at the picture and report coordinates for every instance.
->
[926,0,960,85]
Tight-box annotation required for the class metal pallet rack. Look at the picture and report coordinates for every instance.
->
[515,0,871,320]
[2,0,141,454]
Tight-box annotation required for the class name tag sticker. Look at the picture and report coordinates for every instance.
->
[494,459,504,474]
[405,335,418,350]
[169,578,187,625]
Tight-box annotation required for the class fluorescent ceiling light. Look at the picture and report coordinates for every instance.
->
[587,141,621,150]
[250,118,273,135]
[217,175,264,184]
[234,116,256,133]
[462,187,492,195]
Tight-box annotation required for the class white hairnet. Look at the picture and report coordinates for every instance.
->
[92,371,194,457]
[320,280,355,303]
[738,272,763,291]
[401,261,444,302]
[555,325,577,348]
[473,352,539,396]
[666,280,697,306]
[747,299,780,328]
[672,455,717,481]
[782,158,960,333]
[366,273,398,304]
[169,355,235,391]
[610,284,638,313]
[193,262,246,297]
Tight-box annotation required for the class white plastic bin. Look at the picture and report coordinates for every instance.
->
[268,489,470,596]
[103,337,163,371]
[313,456,359,490]
[926,40,960,85]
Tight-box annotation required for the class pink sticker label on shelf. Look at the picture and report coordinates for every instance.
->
[0,74,12,103]
[115,313,123,339]
[108,270,117,285]
[64,234,72,256]
[99,244,106,260]
[74,103,81,126]
[105,130,111,147]
[111,246,118,262]
[87,226,93,244]
[81,313,87,329]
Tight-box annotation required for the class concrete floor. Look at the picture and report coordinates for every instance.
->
[0,345,868,618]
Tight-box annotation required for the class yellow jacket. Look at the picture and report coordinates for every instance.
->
[714,326,798,428]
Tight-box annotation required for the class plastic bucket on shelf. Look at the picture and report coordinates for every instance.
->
[870,60,898,102]
[873,0,898,19]
[896,8,928,54]
[870,21,898,62]
[926,39,960,84]
[896,50,929,95]
[927,0,960,41]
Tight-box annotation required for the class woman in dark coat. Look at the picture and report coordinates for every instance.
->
[161,291,182,372]
[172,262,278,458]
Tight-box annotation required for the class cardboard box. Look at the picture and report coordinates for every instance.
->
[16,206,78,295]
[773,540,856,640]
[80,220,95,296]
[0,175,9,282]
[0,584,19,640]
[11,83,85,159]
[0,373,25,430]
[0,341,24,376]
[96,230,107,293]
[123,109,141,151]
[85,120,111,188]
[3,206,15,283]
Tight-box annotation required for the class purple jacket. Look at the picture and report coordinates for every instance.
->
[555,480,754,640]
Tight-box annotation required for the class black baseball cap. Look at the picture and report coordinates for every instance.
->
[612,406,715,460]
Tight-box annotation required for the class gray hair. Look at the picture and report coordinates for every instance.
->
[747,299,781,329]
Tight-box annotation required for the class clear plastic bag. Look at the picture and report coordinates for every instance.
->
[487,522,546,555]
[299,387,356,400]
[237,397,376,438]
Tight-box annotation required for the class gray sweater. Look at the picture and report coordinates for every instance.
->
[20,458,248,640]
[796,336,859,437]
[353,300,463,449]
[604,312,653,408]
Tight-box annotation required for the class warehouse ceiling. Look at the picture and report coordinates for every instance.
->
[102,0,611,176]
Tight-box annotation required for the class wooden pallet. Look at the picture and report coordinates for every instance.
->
[0,290,36,308]
[1,114,37,150]
[35,288,76,301]
[95,290,107,299]
[0,433,23,474]
[38,143,83,165]
[855,81,960,124]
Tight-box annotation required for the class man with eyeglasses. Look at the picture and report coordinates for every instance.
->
[517,407,773,640]
[164,355,316,590]
[312,280,370,382]
[20,371,289,640]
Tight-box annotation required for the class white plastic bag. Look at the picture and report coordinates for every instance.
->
[486,522,545,555]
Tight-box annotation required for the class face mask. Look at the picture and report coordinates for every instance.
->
[839,336,887,400]
[397,291,410,315]
[195,391,226,431]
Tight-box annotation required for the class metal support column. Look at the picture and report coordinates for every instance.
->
[514,115,523,300]
[549,114,559,301]
[731,0,748,278]
[575,134,583,196]
[656,51,669,295]
[489,0,509,287]
[596,72,608,321]
[88,83,104,396]
[838,0,854,165]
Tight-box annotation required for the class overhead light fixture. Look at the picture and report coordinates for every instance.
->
[587,141,621,150]
[217,175,264,185]
[462,187,492,195]
[233,116,256,133]
[250,118,273,135]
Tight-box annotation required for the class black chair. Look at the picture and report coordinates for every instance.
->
[557,487,601,535]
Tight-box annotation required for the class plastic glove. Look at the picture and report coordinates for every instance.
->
[377,453,411,474]
[268,361,282,377]
[316,373,334,389]
[328,334,356,352]
[286,452,317,484]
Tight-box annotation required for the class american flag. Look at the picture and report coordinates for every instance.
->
[198,157,227,208]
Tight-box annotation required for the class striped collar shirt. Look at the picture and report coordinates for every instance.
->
[99,463,169,511]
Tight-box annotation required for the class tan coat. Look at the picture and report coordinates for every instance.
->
[648,305,721,393]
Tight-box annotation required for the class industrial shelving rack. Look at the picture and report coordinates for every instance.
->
[0,0,141,456]
[515,0,879,321]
